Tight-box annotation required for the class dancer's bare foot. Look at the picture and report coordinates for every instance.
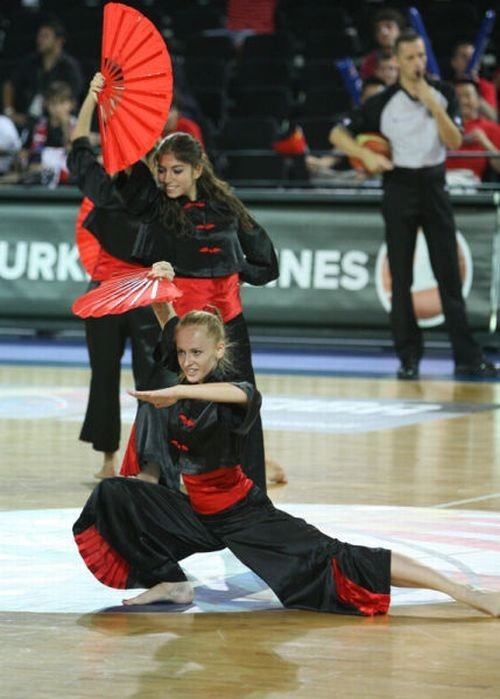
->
[462,588,500,617]
[135,461,160,484]
[123,581,194,606]
[266,458,288,485]
[135,472,159,483]
[94,451,119,480]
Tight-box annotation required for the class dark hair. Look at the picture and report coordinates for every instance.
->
[451,40,474,56]
[453,78,480,93]
[39,17,67,40]
[394,29,422,53]
[373,8,406,31]
[43,81,73,102]
[154,132,254,237]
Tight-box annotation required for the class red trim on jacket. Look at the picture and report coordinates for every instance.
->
[199,246,222,254]
[74,524,129,589]
[332,559,390,616]
[183,201,206,209]
[182,466,253,514]
[171,438,190,452]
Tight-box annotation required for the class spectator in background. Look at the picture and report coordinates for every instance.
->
[374,51,399,86]
[2,17,83,129]
[162,93,205,147]
[26,80,76,186]
[448,41,497,121]
[446,79,500,182]
[305,77,386,180]
[359,8,406,81]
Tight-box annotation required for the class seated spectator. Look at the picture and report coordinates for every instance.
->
[2,17,83,128]
[374,50,399,86]
[359,8,406,81]
[0,114,22,176]
[448,41,497,121]
[4,81,77,187]
[305,77,386,181]
[162,93,205,147]
[446,79,500,182]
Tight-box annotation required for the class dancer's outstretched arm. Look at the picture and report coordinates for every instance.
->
[129,383,248,408]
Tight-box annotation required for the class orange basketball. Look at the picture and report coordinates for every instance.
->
[349,132,391,172]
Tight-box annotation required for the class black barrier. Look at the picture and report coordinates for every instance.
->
[0,186,498,334]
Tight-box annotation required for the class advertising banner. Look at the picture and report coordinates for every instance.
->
[0,192,496,331]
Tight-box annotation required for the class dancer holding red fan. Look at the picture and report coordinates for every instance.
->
[67,3,179,481]
[73,2,285,488]
[68,74,178,483]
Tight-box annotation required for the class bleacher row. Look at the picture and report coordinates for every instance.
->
[0,0,498,186]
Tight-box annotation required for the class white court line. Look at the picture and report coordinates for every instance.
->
[434,492,500,509]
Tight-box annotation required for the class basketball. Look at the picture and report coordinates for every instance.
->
[349,132,391,172]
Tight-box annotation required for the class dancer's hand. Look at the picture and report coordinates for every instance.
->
[149,260,175,281]
[129,386,179,408]
[89,72,105,103]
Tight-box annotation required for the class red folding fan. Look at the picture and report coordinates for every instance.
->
[72,268,182,318]
[75,197,101,276]
[98,2,173,174]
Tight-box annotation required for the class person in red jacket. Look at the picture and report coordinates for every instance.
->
[448,41,498,122]
[359,7,406,81]
[446,79,500,181]
[162,93,205,147]
[68,74,177,481]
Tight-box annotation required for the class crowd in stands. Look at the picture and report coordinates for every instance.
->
[0,0,499,188]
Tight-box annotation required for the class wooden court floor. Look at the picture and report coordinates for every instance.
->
[1,362,500,698]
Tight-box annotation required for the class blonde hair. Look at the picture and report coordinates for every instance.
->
[176,308,234,377]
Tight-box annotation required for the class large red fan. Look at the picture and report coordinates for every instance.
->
[98,2,173,174]
[72,269,182,318]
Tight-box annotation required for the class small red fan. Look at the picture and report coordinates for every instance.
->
[72,268,182,318]
[98,2,173,174]
[75,197,101,276]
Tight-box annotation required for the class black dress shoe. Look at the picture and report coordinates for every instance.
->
[454,360,500,379]
[397,358,419,380]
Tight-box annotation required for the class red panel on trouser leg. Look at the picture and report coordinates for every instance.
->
[332,559,390,616]
[74,525,130,589]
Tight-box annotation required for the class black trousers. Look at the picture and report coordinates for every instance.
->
[382,166,482,365]
[73,478,391,616]
[79,304,171,453]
